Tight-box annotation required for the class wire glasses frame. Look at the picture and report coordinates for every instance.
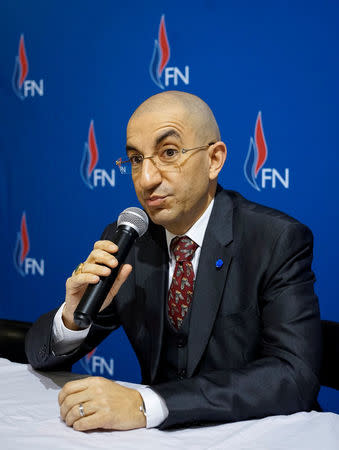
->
[116,142,216,175]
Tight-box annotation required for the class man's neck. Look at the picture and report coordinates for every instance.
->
[165,198,215,252]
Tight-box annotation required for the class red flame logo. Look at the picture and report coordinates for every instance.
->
[18,35,29,88]
[86,347,97,362]
[158,15,170,76]
[20,212,30,264]
[244,111,268,191]
[254,112,267,176]
[88,121,99,176]
[149,15,171,89]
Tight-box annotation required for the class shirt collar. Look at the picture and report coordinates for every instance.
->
[165,198,215,255]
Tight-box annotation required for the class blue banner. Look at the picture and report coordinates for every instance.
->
[1,0,338,412]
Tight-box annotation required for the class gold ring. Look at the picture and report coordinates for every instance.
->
[73,262,85,276]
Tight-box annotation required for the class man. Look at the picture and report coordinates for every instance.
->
[26,91,322,432]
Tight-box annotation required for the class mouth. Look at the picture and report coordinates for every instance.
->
[145,195,168,208]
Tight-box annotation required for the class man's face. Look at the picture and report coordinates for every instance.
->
[126,104,214,235]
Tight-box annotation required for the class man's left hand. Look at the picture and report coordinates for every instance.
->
[58,377,146,431]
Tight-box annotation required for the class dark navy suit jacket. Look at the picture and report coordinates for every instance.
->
[26,187,322,429]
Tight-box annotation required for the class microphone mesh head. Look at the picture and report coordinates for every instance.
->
[117,207,149,237]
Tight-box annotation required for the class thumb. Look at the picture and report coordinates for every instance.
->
[114,263,133,292]
[106,264,133,303]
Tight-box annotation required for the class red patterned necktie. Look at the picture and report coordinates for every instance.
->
[168,236,198,329]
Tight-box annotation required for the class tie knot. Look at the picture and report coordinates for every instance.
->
[170,236,198,262]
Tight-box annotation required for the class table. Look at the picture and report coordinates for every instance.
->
[1,358,339,449]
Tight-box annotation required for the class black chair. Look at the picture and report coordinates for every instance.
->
[319,320,339,391]
[0,318,32,363]
[0,318,338,389]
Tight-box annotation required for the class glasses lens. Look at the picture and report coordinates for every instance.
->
[117,155,182,175]
[156,160,181,172]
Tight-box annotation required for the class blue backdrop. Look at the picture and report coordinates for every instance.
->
[1,0,338,413]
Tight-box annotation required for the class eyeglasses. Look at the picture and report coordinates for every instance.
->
[116,142,215,175]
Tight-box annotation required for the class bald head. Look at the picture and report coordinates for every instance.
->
[128,91,220,143]
[125,90,227,234]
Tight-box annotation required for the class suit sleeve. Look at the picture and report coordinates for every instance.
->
[151,223,322,429]
[25,224,121,371]
[25,306,121,370]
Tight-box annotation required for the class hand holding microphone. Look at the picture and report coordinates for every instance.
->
[62,207,148,330]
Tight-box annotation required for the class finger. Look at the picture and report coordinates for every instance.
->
[81,262,111,277]
[72,410,101,431]
[86,249,119,268]
[60,390,92,421]
[58,379,89,405]
[65,402,96,428]
[93,240,118,253]
[66,273,100,291]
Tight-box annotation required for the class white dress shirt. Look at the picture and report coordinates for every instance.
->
[52,198,214,428]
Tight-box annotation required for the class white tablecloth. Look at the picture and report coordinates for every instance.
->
[1,358,338,449]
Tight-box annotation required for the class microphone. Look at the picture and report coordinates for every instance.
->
[73,207,149,329]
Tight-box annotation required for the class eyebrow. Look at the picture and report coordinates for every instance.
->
[126,144,138,154]
[155,129,181,147]
[126,129,181,154]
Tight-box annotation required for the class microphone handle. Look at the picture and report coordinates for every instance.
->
[73,225,138,329]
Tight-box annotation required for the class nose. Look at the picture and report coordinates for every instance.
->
[137,157,162,191]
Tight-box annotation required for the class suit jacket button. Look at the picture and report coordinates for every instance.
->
[176,334,187,348]
[38,346,47,360]
[177,369,186,380]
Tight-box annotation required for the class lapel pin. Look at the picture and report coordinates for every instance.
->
[215,259,223,269]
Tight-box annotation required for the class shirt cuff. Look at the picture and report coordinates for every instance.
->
[136,386,169,428]
[52,302,91,355]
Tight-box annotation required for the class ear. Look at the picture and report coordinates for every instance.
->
[208,141,227,180]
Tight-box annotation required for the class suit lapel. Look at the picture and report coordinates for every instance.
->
[187,189,234,377]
